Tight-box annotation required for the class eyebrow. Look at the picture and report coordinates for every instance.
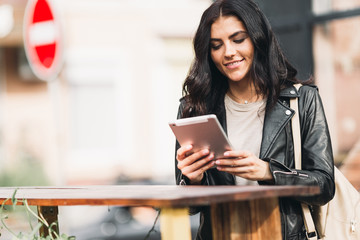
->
[210,30,248,42]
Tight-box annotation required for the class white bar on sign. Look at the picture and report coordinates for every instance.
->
[28,21,57,46]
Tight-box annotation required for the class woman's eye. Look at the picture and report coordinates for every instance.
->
[234,38,245,44]
[211,44,222,50]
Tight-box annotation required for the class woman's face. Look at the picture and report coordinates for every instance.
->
[210,15,254,84]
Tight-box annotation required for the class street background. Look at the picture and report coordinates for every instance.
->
[1,0,360,239]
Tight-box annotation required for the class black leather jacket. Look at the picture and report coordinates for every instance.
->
[175,85,335,240]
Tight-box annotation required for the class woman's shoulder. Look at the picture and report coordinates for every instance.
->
[178,97,188,111]
[298,83,318,92]
[280,83,318,98]
[177,97,192,119]
[298,84,321,102]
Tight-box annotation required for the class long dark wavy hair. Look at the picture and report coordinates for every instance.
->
[181,0,300,118]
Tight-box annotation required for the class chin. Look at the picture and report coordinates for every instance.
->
[228,76,246,82]
[226,72,251,83]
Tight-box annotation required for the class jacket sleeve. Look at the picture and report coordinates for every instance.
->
[267,86,335,206]
[175,101,185,185]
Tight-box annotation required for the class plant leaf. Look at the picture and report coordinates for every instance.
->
[11,189,18,209]
[30,222,43,238]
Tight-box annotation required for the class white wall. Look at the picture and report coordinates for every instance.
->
[53,0,211,184]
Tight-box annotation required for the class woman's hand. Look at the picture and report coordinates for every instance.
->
[176,145,215,184]
[215,150,273,181]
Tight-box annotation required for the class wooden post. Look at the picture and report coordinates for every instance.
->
[211,197,282,240]
[37,206,59,238]
[160,207,192,240]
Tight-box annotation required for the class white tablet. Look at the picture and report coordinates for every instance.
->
[169,114,233,159]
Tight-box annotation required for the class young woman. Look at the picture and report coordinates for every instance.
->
[174,0,335,239]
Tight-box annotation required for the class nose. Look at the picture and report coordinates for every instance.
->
[224,43,236,58]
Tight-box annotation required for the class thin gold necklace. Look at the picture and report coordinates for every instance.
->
[227,89,255,104]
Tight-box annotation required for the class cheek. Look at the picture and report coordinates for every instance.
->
[247,45,255,60]
[211,52,222,69]
[248,48,254,61]
[210,52,217,64]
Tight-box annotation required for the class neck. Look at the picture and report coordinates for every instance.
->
[227,81,260,104]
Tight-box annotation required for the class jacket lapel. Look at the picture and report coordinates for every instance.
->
[259,100,294,159]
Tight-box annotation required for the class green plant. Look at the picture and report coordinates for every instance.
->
[0,190,75,240]
[0,151,50,187]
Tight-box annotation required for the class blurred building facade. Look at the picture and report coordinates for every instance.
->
[0,0,359,187]
[0,0,211,185]
[313,0,360,158]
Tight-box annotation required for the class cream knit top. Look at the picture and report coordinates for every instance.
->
[224,94,266,185]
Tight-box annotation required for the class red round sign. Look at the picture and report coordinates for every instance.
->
[23,0,63,81]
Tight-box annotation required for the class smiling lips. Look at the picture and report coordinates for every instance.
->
[224,59,244,69]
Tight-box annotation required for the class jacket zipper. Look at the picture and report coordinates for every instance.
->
[179,178,186,185]
[273,170,309,177]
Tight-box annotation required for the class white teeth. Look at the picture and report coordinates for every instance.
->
[226,60,241,66]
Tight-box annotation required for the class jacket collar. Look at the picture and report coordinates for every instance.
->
[279,85,300,98]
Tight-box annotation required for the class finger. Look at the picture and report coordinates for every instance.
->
[176,145,193,161]
[215,158,249,167]
[180,153,214,182]
[219,164,266,181]
[177,149,211,169]
[215,159,236,166]
[188,153,214,170]
[223,150,252,158]
[184,158,215,179]
[216,165,247,173]
[220,165,255,173]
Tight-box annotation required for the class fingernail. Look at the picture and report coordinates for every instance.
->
[186,145,192,150]
[203,149,209,154]
[224,152,229,156]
